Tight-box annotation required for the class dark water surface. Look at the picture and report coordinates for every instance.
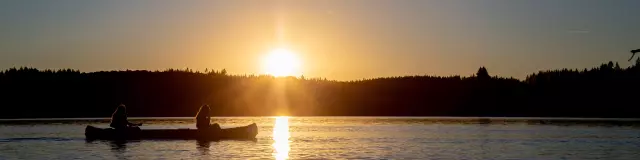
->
[1,117,639,159]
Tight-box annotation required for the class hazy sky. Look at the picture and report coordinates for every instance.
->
[1,0,639,80]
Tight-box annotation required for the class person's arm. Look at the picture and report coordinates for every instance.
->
[125,117,142,127]
[127,122,142,126]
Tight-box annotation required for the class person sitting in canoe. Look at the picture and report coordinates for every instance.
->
[110,104,141,130]
[195,105,221,130]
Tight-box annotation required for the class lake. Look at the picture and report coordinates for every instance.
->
[1,117,639,159]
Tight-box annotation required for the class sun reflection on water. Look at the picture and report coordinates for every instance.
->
[273,116,290,160]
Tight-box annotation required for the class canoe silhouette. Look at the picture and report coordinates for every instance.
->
[85,123,258,141]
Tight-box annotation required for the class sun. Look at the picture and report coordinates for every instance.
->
[262,48,301,77]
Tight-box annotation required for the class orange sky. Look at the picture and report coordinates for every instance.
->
[1,1,639,80]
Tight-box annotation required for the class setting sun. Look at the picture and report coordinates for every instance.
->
[262,48,301,77]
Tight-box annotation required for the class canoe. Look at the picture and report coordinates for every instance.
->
[85,123,258,141]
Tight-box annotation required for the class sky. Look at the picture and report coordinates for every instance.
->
[1,0,639,80]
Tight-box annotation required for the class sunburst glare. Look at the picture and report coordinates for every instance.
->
[262,48,301,77]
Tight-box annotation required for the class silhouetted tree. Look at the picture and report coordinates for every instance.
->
[476,67,490,79]
[221,69,227,76]
[608,61,614,69]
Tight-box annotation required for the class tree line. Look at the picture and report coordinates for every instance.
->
[1,60,639,118]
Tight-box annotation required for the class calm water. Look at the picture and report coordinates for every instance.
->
[1,117,639,159]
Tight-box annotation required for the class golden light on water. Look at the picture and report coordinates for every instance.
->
[273,116,290,160]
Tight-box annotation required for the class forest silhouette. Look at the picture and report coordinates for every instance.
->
[1,59,639,118]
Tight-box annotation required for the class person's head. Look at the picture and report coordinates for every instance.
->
[196,105,210,118]
[114,104,127,115]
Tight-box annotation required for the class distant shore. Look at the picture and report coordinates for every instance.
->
[1,60,639,118]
